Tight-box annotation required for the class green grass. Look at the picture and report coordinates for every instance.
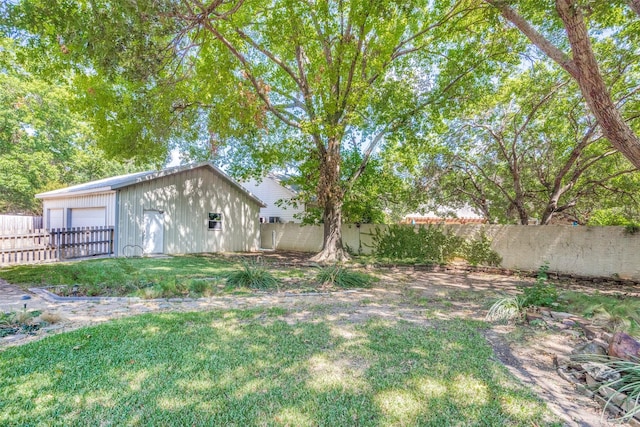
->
[0,255,238,298]
[0,310,557,426]
[0,256,379,298]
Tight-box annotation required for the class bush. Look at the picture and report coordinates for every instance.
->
[373,225,464,263]
[486,264,558,322]
[588,208,640,227]
[316,265,372,289]
[227,263,279,290]
[522,263,558,307]
[486,295,527,322]
[463,231,502,266]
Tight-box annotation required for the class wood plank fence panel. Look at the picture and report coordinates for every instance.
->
[0,215,43,234]
[0,226,114,266]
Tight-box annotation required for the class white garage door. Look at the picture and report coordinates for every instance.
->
[70,207,106,228]
[48,209,64,229]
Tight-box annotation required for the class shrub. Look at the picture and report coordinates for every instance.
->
[522,263,558,307]
[463,231,502,266]
[486,295,527,322]
[373,225,464,263]
[588,207,640,227]
[227,263,279,290]
[487,264,558,322]
[316,265,372,289]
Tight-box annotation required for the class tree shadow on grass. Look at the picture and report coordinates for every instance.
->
[0,310,557,426]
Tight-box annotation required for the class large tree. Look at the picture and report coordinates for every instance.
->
[0,38,148,214]
[483,0,640,169]
[420,67,639,225]
[6,0,507,261]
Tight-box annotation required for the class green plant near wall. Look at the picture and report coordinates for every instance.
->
[372,224,464,264]
[486,263,558,322]
[372,225,501,266]
[522,263,558,307]
[463,231,502,266]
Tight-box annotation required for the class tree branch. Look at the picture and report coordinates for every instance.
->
[628,0,640,17]
[200,21,301,129]
[483,0,579,78]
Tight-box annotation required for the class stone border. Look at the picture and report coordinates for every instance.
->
[28,287,359,303]
[557,367,640,426]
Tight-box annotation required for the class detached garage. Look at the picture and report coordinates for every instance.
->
[35,162,265,256]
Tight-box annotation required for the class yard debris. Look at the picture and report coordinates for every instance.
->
[609,332,640,361]
[554,321,640,423]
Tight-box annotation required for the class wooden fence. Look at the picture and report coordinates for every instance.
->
[0,215,43,234]
[0,226,114,266]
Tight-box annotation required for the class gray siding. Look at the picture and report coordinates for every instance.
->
[41,192,116,229]
[117,166,260,255]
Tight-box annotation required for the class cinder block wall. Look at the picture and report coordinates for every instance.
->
[260,223,640,280]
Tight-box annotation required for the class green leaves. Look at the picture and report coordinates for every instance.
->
[0,37,154,213]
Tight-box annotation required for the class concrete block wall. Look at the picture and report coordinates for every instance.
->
[260,223,640,280]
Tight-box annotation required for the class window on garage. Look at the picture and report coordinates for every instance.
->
[208,212,222,230]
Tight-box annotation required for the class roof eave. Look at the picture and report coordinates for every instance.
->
[35,187,115,199]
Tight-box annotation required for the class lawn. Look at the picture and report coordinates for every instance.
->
[0,255,373,298]
[0,309,558,426]
[0,255,240,298]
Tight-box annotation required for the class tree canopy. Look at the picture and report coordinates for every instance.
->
[2,0,638,243]
[419,65,639,225]
[484,0,640,169]
[5,0,515,260]
[0,38,149,214]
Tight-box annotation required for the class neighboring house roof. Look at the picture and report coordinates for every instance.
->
[266,172,302,194]
[401,216,487,225]
[35,162,267,207]
[247,175,298,198]
[402,206,487,225]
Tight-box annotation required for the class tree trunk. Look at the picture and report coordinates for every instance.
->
[311,199,349,263]
[540,199,559,225]
[628,0,640,17]
[556,0,640,169]
[486,0,640,170]
[310,138,349,263]
[515,200,529,225]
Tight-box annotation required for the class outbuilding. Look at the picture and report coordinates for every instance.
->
[35,162,265,257]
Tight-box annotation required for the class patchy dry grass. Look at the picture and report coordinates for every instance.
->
[0,309,559,426]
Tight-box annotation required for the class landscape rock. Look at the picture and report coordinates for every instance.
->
[608,332,640,360]
[550,311,573,320]
[562,318,577,327]
[571,342,608,357]
[579,324,599,340]
[560,329,581,338]
[582,362,621,383]
[526,311,543,323]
